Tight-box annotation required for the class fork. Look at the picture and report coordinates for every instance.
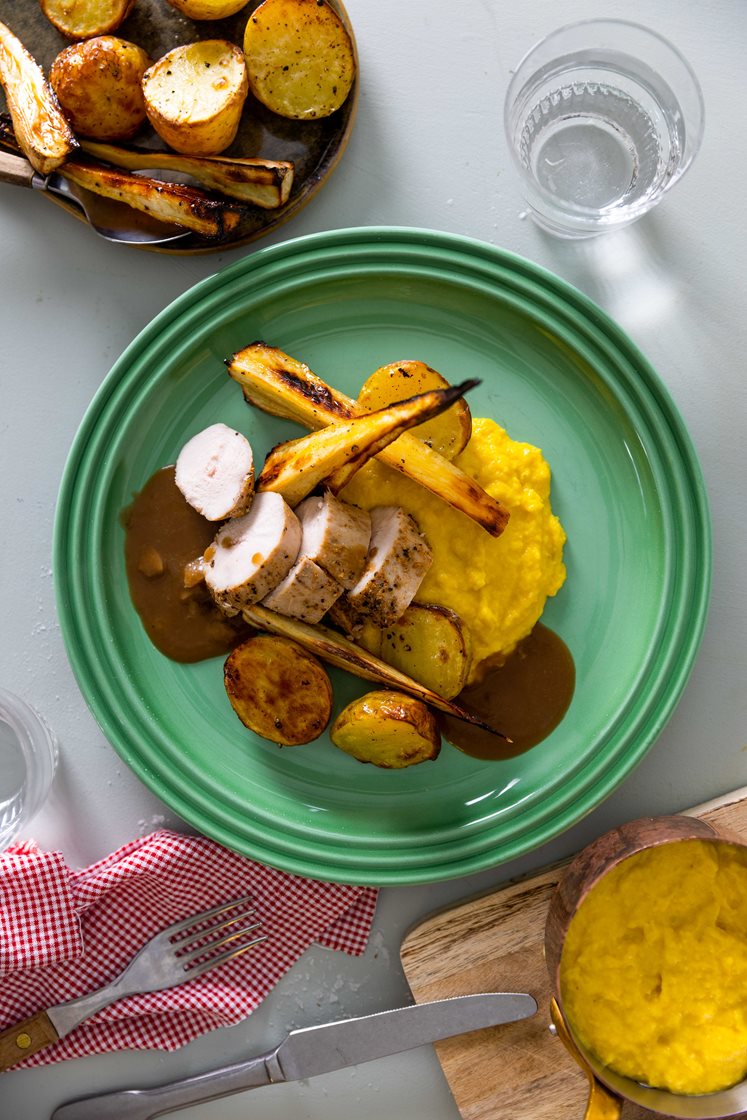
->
[0,894,265,1072]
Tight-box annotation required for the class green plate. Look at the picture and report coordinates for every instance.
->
[54,228,711,885]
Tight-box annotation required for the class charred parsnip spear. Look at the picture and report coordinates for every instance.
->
[0,20,76,174]
[77,140,294,209]
[0,116,247,237]
[61,157,246,238]
[258,380,478,506]
[242,603,509,740]
[226,343,510,537]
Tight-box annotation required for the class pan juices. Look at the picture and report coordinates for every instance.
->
[560,839,747,1095]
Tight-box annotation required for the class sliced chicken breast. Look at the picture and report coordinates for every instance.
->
[345,506,433,627]
[175,423,255,521]
[263,555,342,624]
[295,491,371,589]
[326,591,367,637]
[204,491,301,616]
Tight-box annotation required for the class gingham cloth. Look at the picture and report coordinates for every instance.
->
[0,830,378,1066]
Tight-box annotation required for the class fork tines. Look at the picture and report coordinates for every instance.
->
[166,894,266,977]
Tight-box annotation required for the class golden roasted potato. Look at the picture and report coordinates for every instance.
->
[143,40,248,156]
[224,633,332,745]
[243,0,355,120]
[358,361,472,461]
[40,0,135,40]
[166,0,250,16]
[0,20,77,174]
[50,37,151,141]
[380,604,471,700]
[330,690,441,768]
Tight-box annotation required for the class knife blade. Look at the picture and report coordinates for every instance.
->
[51,992,537,1120]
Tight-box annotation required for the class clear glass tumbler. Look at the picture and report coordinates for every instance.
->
[504,19,705,238]
[0,688,58,850]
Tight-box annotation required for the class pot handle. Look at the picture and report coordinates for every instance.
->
[549,999,623,1120]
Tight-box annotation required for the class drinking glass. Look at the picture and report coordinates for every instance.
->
[0,688,58,850]
[504,20,705,238]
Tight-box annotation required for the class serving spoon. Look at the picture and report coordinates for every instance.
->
[0,149,189,247]
[549,999,622,1120]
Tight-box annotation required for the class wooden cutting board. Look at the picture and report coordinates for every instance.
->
[400,787,747,1120]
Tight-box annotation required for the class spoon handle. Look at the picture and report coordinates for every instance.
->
[0,149,35,188]
[550,999,623,1120]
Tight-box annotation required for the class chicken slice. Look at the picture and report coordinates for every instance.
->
[263,555,342,624]
[295,492,371,589]
[204,491,300,615]
[175,423,255,521]
[345,507,432,627]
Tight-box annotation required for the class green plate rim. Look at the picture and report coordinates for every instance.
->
[53,226,712,884]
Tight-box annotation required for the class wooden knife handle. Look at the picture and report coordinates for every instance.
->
[0,1010,60,1070]
[0,149,36,188]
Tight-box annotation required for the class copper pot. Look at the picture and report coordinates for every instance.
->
[545,815,747,1120]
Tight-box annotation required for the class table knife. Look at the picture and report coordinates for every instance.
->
[51,991,537,1120]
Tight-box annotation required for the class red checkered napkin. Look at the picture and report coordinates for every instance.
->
[0,831,378,1067]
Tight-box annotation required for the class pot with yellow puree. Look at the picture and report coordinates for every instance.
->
[545,815,747,1119]
[342,415,571,754]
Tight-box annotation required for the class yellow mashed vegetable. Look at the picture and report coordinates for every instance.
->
[341,416,566,678]
[561,840,747,1095]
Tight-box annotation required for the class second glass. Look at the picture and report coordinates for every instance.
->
[0,689,58,850]
[504,19,705,238]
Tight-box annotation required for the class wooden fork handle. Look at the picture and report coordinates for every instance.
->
[0,1009,60,1070]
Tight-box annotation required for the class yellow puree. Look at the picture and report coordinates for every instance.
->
[561,840,747,1095]
[342,416,566,679]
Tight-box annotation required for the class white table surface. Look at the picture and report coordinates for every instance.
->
[2,1,746,1117]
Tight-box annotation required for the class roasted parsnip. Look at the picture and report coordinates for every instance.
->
[78,140,294,208]
[61,157,246,238]
[241,603,508,739]
[257,381,477,507]
[0,21,77,174]
[226,343,510,537]
[0,115,248,237]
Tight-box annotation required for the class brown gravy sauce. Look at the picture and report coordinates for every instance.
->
[440,623,575,760]
[122,466,250,663]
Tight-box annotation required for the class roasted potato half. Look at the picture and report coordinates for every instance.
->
[358,361,472,462]
[331,690,441,769]
[143,40,248,156]
[379,603,471,700]
[224,633,333,746]
[50,37,151,141]
[243,0,356,120]
[0,20,77,174]
[166,0,249,17]
[40,0,135,39]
